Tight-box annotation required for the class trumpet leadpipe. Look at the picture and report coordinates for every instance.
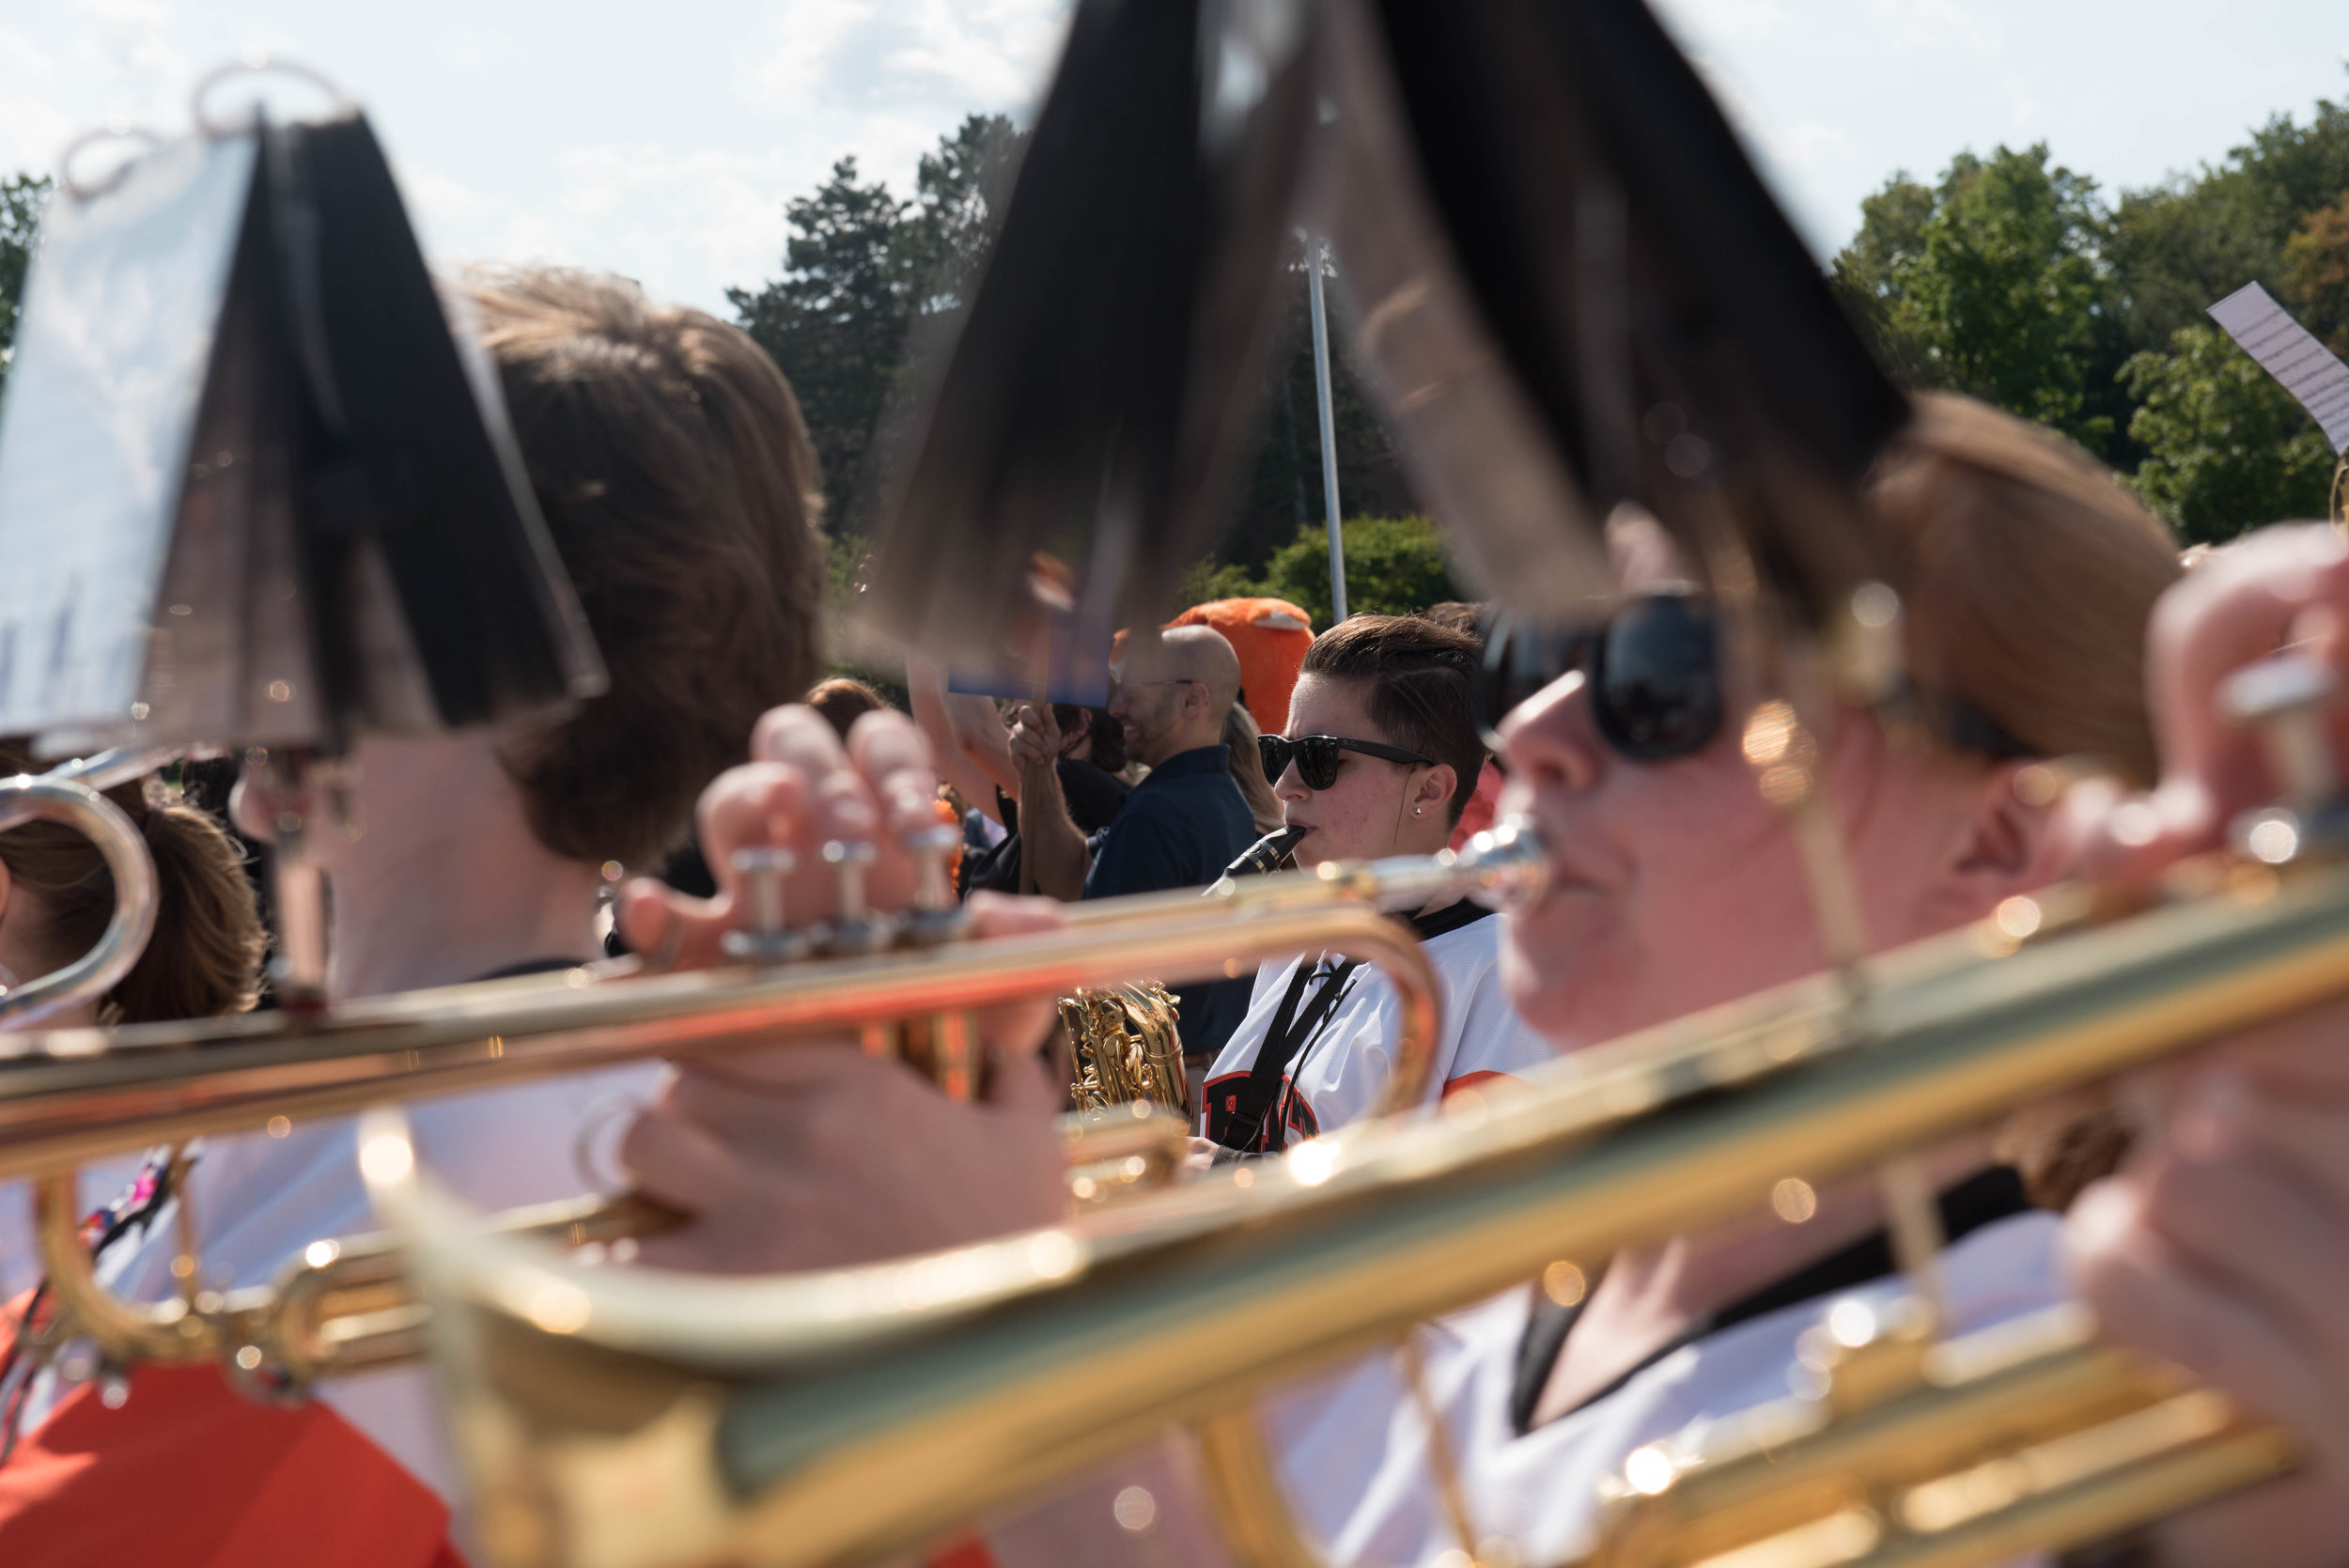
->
[0,818,1545,1180]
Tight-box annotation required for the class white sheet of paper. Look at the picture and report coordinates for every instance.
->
[0,132,256,736]
[2207,282,2349,455]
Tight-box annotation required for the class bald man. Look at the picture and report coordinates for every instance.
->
[1010,625,1258,1060]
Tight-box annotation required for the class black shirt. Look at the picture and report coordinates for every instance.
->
[1081,744,1258,1059]
[958,756,1129,897]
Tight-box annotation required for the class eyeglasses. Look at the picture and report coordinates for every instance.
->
[1112,676,1199,698]
[1472,592,2034,765]
[1259,734,1436,791]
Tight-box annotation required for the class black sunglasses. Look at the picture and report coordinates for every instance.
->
[1259,734,1436,791]
[1473,594,2033,765]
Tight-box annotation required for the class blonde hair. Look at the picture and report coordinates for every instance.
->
[1221,702,1284,834]
[0,746,263,1024]
[1872,396,2185,1209]
[1870,394,2181,786]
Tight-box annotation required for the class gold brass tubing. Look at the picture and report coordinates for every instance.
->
[33,1107,1192,1380]
[1583,1308,2277,1568]
[0,892,1442,1183]
[1193,1409,1326,1568]
[388,855,2349,1568]
[34,1169,226,1363]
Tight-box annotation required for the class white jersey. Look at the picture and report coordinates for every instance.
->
[14,1063,665,1507]
[1263,1206,2066,1566]
[1199,904,1550,1151]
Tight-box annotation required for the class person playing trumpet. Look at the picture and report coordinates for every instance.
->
[612,392,2349,1567]
[0,267,830,1568]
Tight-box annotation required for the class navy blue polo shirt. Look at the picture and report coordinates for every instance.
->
[1082,744,1258,1058]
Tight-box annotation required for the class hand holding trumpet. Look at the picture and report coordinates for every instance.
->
[606,703,1070,1274]
[2059,526,2349,1567]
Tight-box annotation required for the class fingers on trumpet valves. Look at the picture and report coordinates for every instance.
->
[719,816,973,964]
[722,846,811,963]
[2221,650,2349,863]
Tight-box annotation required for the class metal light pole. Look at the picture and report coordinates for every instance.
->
[1304,234,1347,624]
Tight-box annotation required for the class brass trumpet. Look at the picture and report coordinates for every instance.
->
[363,831,2342,1568]
[8,820,1546,1395]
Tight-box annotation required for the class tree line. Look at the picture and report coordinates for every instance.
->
[2,86,2343,590]
[1833,88,2348,541]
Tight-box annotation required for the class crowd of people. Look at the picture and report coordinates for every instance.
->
[0,251,2341,1568]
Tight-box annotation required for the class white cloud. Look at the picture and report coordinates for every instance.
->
[1650,0,1790,48]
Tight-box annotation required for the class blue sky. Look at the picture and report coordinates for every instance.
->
[3,1,2344,317]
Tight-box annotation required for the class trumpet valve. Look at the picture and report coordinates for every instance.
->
[903,823,970,945]
[722,846,813,964]
[2221,652,2344,855]
[817,839,892,955]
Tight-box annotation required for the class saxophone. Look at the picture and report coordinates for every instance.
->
[1063,828,1307,1115]
[1063,982,1189,1115]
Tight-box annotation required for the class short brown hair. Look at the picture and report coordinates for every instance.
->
[1871,395,2181,786]
[0,744,263,1024]
[467,269,829,867]
[807,677,890,742]
[1298,614,1487,824]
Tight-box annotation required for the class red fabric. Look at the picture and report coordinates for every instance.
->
[1448,759,1505,851]
[0,1362,459,1568]
[1442,1070,1527,1099]
[927,1531,1001,1568]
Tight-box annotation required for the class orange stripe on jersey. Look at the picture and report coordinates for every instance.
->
[0,1362,459,1568]
[1441,1070,1526,1098]
[927,1530,1001,1568]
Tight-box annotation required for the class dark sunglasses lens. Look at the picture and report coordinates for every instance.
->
[1592,597,1721,760]
[1473,621,1582,737]
[1261,735,1343,789]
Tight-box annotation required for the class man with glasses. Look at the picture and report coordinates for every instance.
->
[1009,624,1258,1063]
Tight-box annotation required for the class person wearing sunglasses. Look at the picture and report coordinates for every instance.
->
[1197,614,1552,1154]
[605,395,2349,1568]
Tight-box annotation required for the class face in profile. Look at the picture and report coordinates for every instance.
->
[1273,674,1447,868]
[1492,555,2014,1052]
[1106,655,1181,762]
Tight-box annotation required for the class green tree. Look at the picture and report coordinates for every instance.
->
[0,173,53,396]
[1833,146,2118,450]
[2107,95,2349,355]
[2281,192,2349,354]
[731,157,914,530]
[903,113,1025,311]
[1214,256,1419,571]
[1828,173,1937,384]
[731,115,1026,533]
[1185,515,1463,629]
[2121,323,2339,541]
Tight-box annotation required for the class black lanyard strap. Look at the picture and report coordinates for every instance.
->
[1216,955,1362,1153]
